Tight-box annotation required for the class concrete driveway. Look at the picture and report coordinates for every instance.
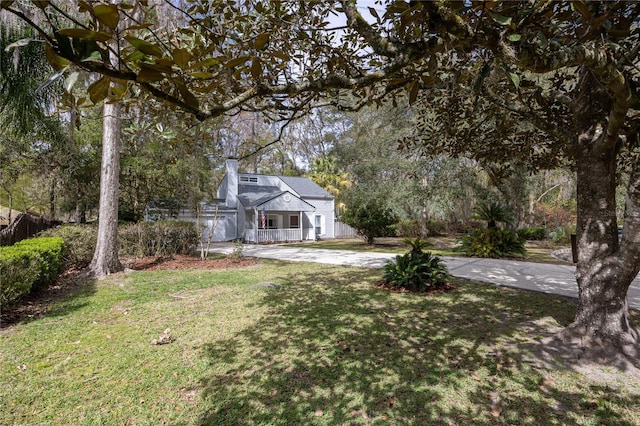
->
[208,243,640,310]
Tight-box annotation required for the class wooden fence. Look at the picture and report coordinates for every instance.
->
[0,213,57,246]
[334,221,358,239]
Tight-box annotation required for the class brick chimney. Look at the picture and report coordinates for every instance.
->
[225,158,238,208]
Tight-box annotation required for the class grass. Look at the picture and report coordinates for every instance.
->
[2,260,639,425]
[284,237,568,264]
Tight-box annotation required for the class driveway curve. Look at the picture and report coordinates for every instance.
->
[208,243,640,310]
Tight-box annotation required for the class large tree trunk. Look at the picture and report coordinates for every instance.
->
[565,69,640,363]
[87,3,127,278]
[88,96,123,278]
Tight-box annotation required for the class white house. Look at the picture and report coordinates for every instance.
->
[149,159,335,243]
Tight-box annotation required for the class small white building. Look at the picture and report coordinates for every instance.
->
[149,159,335,243]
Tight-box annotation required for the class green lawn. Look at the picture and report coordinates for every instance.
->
[284,237,568,264]
[2,260,637,425]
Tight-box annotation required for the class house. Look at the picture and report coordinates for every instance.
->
[149,159,335,243]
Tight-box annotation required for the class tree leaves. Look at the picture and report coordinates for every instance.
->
[94,3,120,29]
[255,33,269,50]
[58,28,112,42]
[125,36,163,58]
[87,76,110,104]
[172,48,192,69]
[137,64,164,82]
[224,56,250,69]
[408,80,419,105]
[488,12,512,26]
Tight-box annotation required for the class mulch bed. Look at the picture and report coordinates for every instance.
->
[375,281,457,295]
[123,254,260,271]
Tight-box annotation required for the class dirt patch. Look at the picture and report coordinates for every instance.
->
[1,270,93,328]
[123,254,260,271]
[514,317,640,393]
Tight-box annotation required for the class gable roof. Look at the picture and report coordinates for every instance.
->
[258,192,316,212]
[237,184,281,207]
[278,176,333,198]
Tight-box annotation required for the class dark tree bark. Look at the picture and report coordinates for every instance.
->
[566,68,640,362]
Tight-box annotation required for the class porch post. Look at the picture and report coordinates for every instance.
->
[299,211,303,241]
[255,208,258,243]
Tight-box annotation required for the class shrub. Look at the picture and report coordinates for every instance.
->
[0,237,65,308]
[39,224,97,270]
[119,221,197,257]
[14,237,66,289]
[449,220,484,234]
[342,199,397,244]
[517,227,546,241]
[550,226,574,244]
[471,202,515,229]
[396,219,421,238]
[459,228,526,258]
[396,219,448,238]
[228,240,244,263]
[41,222,198,267]
[383,238,449,292]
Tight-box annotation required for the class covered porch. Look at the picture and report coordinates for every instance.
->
[242,192,315,243]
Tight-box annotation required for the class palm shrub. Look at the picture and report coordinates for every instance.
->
[383,238,449,292]
[459,228,526,258]
[471,201,515,229]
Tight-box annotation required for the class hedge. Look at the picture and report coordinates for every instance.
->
[0,237,65,308]
[516,227,546,241]
[119,221,198,257]
[39,221,197,268]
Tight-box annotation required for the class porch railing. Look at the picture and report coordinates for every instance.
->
[257,228,303,243]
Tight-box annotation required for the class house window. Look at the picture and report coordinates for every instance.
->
[290,215,299,229]
[267,214,277,229]
[240,176,258,183]
[315,215,322,236]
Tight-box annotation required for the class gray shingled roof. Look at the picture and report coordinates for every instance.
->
[237,184,282,207]
[278,176,333,198]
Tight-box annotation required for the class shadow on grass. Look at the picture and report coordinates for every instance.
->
[0,271,97,328]
[198,261,639,425]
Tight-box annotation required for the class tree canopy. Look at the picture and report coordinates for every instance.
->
[3,1,640,362]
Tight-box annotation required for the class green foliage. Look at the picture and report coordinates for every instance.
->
[459,229,526,258]
[228,240,244,263]
[13,237,66,289]
[41,222,198,266]
[517,227,546,241]
[39,225,97,270]
[471,202,515,229]
[383,238,448,292]
[404,237,433,254]
[342,199,397,244]
[395,219,421,238]
[0,237,65,308]
[550,226,575,244]
[119,221,197,257]
[395,219,448,238]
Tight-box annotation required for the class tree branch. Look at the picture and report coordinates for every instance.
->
[341,0,398,58]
